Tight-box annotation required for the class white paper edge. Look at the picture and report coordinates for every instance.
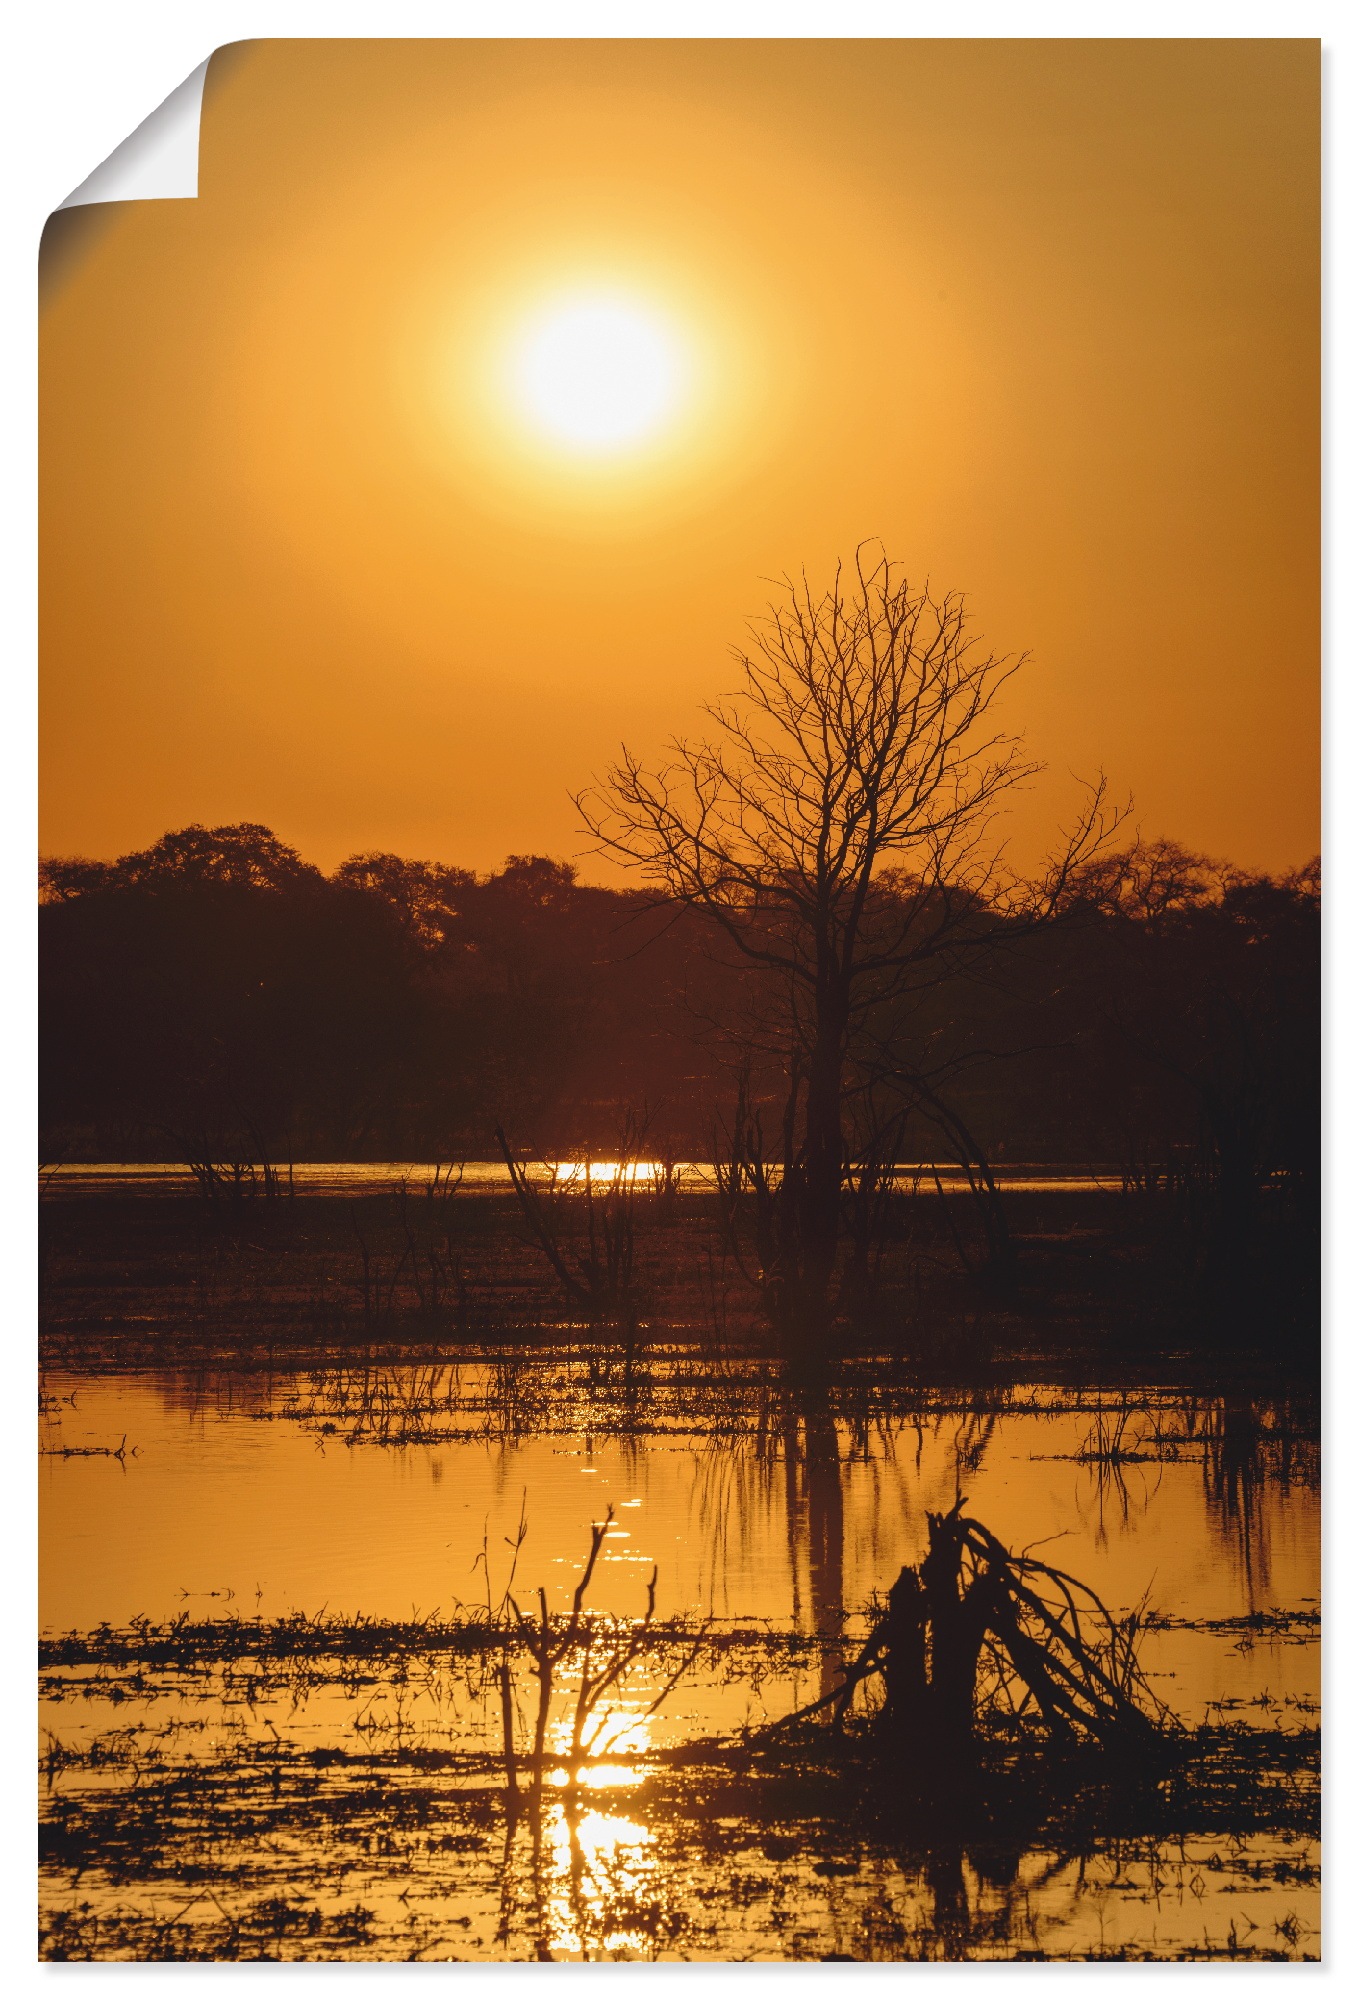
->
[56,56,210,210]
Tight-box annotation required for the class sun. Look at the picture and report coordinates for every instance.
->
[507,294,688,455]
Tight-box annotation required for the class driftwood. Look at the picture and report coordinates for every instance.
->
[763,1500,1166,1785]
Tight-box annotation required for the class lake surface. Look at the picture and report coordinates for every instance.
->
[40,1360,1319,1960]
[42,1160,1122,1199]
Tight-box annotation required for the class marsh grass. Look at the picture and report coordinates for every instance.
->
[38,1688,1318,1962]
[39,1538,1319,1966]
[37,1176,1320,1961]
[40,1181,1316,1372]
[40,1433,137,1461]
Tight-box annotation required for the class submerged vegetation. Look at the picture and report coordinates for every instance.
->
[39,1704,1319,1962]
[39,1331,1320,1962]
[39,1500,1317,1963]
[39,1245,1318,1964]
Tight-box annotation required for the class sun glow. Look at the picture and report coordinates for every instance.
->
[507,295,688,454]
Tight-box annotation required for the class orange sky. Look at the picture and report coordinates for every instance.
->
[40,38,1319,878]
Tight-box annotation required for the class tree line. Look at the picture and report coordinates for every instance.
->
[40,816,1316,1200]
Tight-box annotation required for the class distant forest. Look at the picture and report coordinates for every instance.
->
[40,821,1318,1191]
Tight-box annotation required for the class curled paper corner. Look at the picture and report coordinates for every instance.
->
[59,57,210,209]
[40,44,255,308]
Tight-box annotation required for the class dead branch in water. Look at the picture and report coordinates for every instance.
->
[487,1503,713,1823]
[761,1499,1169,1778]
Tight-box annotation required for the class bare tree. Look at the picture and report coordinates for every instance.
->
[578,545,1122,1352]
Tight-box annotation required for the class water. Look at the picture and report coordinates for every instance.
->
[42,1160,1123,1199]
[39,1361,1319,1960]
[41,1369,1316,1708]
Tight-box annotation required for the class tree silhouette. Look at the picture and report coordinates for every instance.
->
[578,546,1123,1350]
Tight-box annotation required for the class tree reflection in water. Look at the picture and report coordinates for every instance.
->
[1193,1394,1319,1610]
[783,1406,846,1697]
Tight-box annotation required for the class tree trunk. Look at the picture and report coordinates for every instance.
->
[795,1007,846,1349]
[922,1520,992,1759]
[880,1564,928,1751]
[881,1510,996,1794]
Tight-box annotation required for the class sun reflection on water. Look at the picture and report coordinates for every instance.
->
[549,1761,645,1792]
[543,1160,669,1187]
[542,1802,657,1958]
